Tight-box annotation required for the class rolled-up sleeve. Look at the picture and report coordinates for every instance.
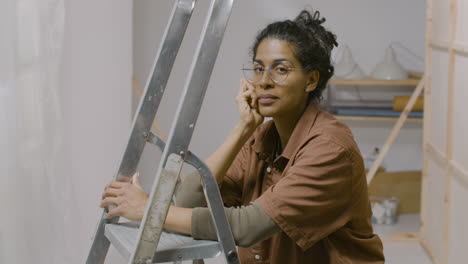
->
[175,171,207,208]
[257,138,353,251]
[191,201,280,248]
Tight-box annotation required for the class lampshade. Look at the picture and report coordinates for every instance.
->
[334,45,366,79]
[371,46,408,80]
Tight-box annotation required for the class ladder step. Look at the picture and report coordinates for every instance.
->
[105,222,222,263]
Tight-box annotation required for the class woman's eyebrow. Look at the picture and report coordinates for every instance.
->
[253,59,263,64]
[273,58,291,63]
[253,58,292,64]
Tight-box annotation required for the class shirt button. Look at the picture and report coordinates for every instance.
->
[255,254,261,260]
[266,166,272,173]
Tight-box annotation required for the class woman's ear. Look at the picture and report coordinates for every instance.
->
[305,71,320,92]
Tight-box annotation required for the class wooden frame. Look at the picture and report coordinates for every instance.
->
[426,142,468,187]
[421,0,468,263]
[420,0,433,248]
[440,0,457,261]
[366,0,468,261]
[431,40,468,56]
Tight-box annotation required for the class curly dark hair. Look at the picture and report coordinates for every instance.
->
[251,9,338,102]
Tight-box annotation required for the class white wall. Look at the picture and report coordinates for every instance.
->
[133,0,426,172]
[60,1,132,263]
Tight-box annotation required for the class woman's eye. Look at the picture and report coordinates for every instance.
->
[275,67,289,75]
[253,66,264,73]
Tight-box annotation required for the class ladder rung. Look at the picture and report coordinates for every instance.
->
[105,222,222,263]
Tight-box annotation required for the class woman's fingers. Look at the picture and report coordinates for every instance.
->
[239,86,257,106]
[131,172,141,186]
[100,196,120,208]
[99,171,147,221]
[106,206,122,219]
[236,78,263,127]
[102,181,128,199]
[102,186,123,199]
[107,181,127,189]
[243,79,257,108]
[243,78,256,91]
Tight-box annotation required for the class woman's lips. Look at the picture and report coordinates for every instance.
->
[258,95,278,105]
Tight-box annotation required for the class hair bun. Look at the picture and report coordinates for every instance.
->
[295,10,326,26]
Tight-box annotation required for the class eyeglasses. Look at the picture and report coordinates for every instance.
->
[242,63,307,84]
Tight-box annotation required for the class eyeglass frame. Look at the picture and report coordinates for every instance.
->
[242,63,310,84]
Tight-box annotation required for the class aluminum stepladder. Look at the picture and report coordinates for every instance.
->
[86,0,239,263]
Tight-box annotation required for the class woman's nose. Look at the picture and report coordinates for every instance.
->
[258,69,274,89]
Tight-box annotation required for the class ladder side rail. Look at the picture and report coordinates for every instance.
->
[185,152,239,264]
[131,0,235,263]
[86,1,196,263]
[117,0,196,179]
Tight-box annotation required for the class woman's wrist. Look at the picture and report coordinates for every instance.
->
[234,120,258,141]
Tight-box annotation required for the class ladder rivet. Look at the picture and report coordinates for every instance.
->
[142,132,148,138]
[227,250,238,262]
[179,151,185,156]
[189,123,194,129]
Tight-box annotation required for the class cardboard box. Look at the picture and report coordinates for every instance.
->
[368,170,422,214]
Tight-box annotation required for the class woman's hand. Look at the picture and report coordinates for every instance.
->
[100,173,148,221]
[236,78,264,131]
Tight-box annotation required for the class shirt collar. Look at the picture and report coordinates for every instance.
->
[253,103,320,161]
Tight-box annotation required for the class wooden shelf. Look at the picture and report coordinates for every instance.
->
[329,78,420,86]
[334,115,423,122]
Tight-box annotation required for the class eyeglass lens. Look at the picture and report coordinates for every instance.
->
[242,64,291,83]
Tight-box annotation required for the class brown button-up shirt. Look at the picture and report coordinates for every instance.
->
[220,103,384,263]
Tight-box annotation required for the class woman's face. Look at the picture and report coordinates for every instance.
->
[252,38,319,119]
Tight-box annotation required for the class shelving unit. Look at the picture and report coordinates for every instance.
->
[327,75,423,121]
[329,77,420,86]
[327,75,425,185]
[334,115,422,122]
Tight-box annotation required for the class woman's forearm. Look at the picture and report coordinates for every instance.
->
[205,121,255,185]
[167,123,254,233]
[164,206,193,235]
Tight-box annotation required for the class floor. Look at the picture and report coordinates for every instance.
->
[373,214,433,264]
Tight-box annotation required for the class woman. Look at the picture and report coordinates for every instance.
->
[101,9,385,263]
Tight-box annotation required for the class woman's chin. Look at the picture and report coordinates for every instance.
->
[258,107,276,118]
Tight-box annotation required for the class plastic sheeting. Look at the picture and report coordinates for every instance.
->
[0,0,77,263]
[1,0,133,262]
